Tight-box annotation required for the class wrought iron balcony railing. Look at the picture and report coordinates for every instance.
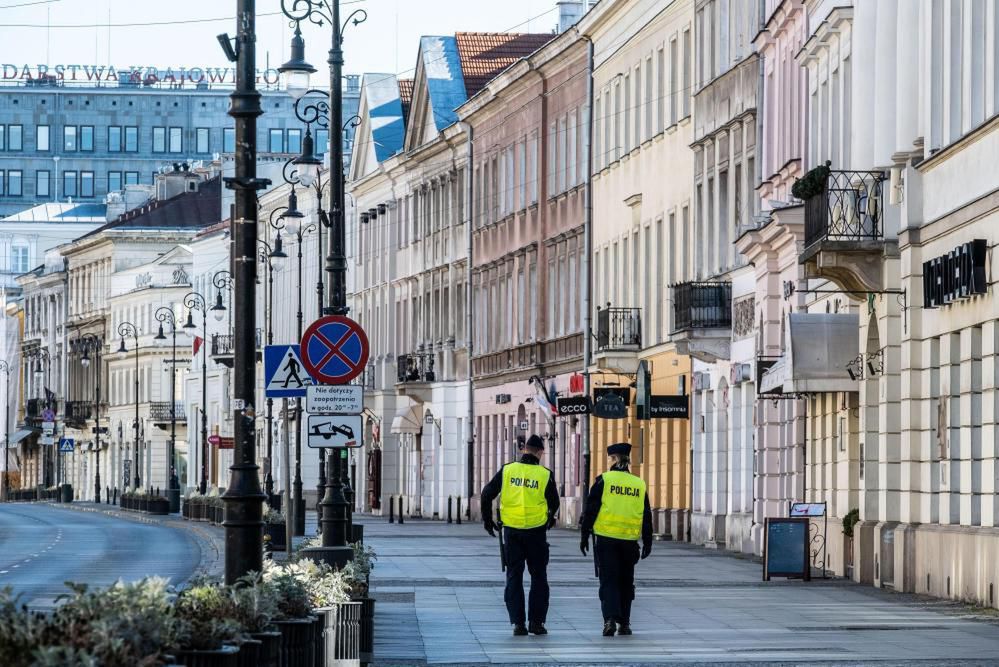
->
[150,402,186,423]
[397,352,436,384]
[65,401,93,425]
[803,169,887,248]
[349,366,376,390]
[211,329,263,356]
[25,398,43,420]
[596,307,642,350]
[672,282,732,332]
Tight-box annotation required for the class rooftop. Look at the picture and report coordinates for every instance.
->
[83,176,222,238]
[455,32,556,98]
[0,202,108,223]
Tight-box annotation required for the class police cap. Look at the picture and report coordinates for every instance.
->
[607,442,632,456]
[523,434,546,451]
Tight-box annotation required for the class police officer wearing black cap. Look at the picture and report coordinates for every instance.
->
[580,442,652,636]
[481,433,559,636]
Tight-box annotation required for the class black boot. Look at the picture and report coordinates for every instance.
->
[617,621,632,635]
[602,620,616,637]
[513,623,528,636]
[528,622,547,635]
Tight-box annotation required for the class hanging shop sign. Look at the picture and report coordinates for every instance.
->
[593,387,629,420]
[635,360,651,420]
[648,394,689,419]
[556,396,592,416]
[923,239,987,308]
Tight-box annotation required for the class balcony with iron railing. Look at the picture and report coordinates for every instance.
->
[210,329,263,367]
[591,306,642,374]
[799,165,894,293]
[150,402,187,424]
[670,282,732,363]
[65,400,93,427]
[395,351,436,403]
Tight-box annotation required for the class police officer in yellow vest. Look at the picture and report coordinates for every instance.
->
[480,434,559,636]
[580,442,652,636]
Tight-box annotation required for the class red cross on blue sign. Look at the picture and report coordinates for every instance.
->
[300,315,370,385]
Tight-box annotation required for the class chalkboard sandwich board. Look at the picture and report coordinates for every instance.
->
[763,517,811,581]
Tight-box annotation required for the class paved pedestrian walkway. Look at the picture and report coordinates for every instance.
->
[363,517,999,666]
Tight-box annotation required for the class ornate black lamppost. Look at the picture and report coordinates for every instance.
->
[183,291,210,494]
[258,238,284,506]
[25,348,52,488]
[0,359,10,502]
[154,307,182,513]
[117,322,141,488]
[75,334,103,503]
[279,0,365,565]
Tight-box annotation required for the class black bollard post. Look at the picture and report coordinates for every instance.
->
[113,488,118,505]
[447,496,453,524]
[398,496,404,525]
[389,495,395,524]
[456,496,462,525]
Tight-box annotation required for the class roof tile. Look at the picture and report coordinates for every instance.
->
[455,32,556,98]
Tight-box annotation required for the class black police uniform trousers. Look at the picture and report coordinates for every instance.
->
[503,525,550,625]
[595,535,639,623]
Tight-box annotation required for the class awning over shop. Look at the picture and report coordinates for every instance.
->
[390,405,422,435]
[759,313,860,394]
[7,427,40,446]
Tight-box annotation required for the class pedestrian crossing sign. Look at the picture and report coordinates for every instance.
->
[59,438,75,452]
[264,345,314,398]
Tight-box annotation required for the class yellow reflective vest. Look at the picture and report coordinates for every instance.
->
[592,470,646,541]
[499,462,550,529]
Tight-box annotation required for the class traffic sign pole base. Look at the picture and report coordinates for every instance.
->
[299,545,353,570]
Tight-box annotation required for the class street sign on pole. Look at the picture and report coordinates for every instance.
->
[306,385,363,415]
[41,435,54,446]
[300,315,369,385]
[264,344,314,398]
[306,415,363,448]
[42,421,55,434]
[59,438,75,452]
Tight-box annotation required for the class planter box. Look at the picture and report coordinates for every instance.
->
[148,499,170,515]
[60,484,73,503]
[274,617,315,667]
[250,630,280,667]
[264,523,287,551]
[322,602,361,667]
[358,597,375,665]
[235,638,261,667]
[173,645,239,667]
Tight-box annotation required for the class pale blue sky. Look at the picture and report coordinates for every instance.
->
[0,0,559,78]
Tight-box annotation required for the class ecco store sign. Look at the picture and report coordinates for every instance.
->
[922,239,988,309]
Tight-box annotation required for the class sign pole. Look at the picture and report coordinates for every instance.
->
[283,398,294,555]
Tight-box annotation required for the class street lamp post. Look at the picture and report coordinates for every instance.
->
[219,0,269,583]
[155,306,182,513]
[26,348,52,489]
[183,292,210,495]
[118,322,141,488]
[258,238,284,507]
[269,196,312,534]
[279,0,365,564]
[76,334,103,504]
[0,360,10,502]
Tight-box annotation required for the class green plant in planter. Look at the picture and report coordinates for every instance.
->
[0,586,49,667]
[842,508,861,538]
[174,582,242,651]
[262,564,314,620]
[791,161,832,201]
[229,574,279,634]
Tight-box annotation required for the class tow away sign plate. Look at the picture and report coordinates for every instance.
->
[306,415,363,449]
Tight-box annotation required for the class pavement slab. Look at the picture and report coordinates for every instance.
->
[362,517,999,666]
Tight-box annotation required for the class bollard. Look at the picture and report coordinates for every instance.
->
[447,496,453,524]
[456,496,462,525]
[398,496,404,525]
[388,495,395,523]
[113,488,118,505]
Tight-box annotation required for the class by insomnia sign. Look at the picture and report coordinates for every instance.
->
[922,239,987,308]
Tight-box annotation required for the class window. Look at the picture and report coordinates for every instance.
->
[7,170,21,196]
[682,29,691,118]
[223,127,235,153]
[63,171,78,197]
[11,245,29,274]
[568,110,577,188]
[527,131,538,204]
[37,125,50,152]
[269,129,284,153]
[108,171,122,193]
[168,127,182,153]
[108,126,122,152]
[125,127,138,152]
[623,73,631,152]
[594,95,602,169]
[81,171,94,197]
[0,170,4,194]
[124,171,139,185]
[36,170,49,198]
[80,126,94,151]
[548,120,557,198]
[670,39,679,125]
[557,115,567,193]
[315,129,329,157]
[0,126,4,150]
[645,57,653,141]
[287,128,302,154]
[64,126,77,151]
[153,127,166,153]
[7,125,21,151]
[196,128,210,153]
[518,138,527,209]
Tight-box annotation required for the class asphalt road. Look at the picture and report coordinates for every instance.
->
[0,502,201,608]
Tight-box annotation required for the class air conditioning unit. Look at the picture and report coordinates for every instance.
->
[730,363,751,384]
[692,372,710,391]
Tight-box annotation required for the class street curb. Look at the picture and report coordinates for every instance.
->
[47,502,224,581]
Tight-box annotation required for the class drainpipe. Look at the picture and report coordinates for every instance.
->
[578,31,595,506]
[456,120,474,514]
[755,0,765,205]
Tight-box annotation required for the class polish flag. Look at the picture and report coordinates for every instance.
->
[192,336,204,356]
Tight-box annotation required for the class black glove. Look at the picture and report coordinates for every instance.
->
[641,543,652,560]
[580,536,589,556]
[483,519,496,538]
[547,516,557,529]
